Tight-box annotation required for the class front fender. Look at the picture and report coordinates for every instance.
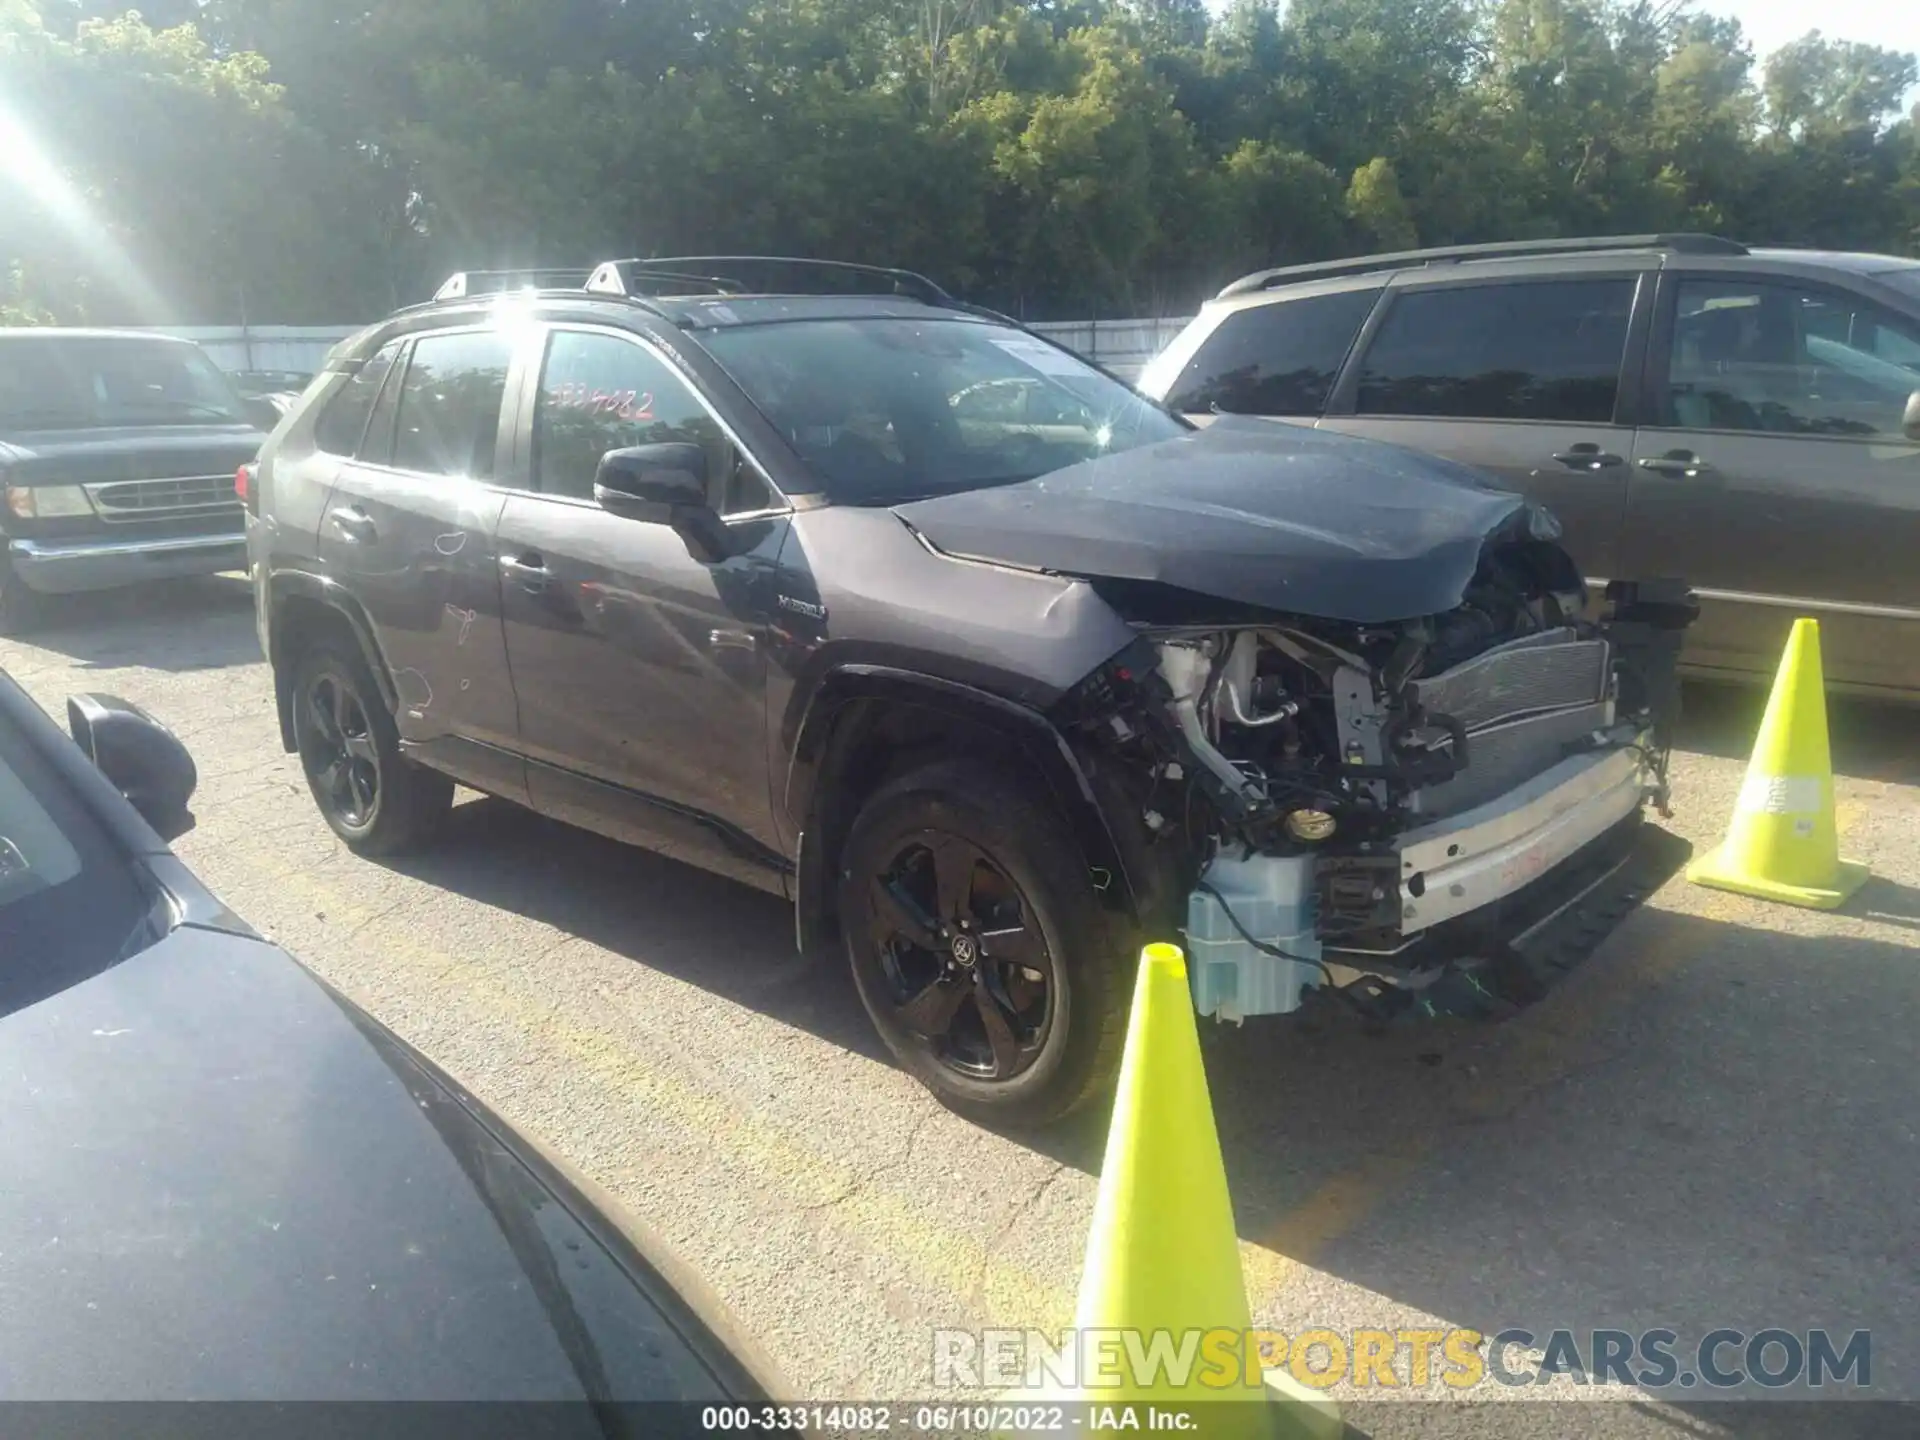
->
[784,664,1143,955]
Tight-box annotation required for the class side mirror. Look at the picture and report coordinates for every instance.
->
[1903,389,1920,442]
[593,444,733,564]
[67,694,198,841]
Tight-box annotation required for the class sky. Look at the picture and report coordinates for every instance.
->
[1686,0,1917,65]
[1204,0,1917,65]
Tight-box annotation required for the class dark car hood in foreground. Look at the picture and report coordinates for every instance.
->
[894,417,1534,624]
[0,925,770,1405]
[0,423,264,484]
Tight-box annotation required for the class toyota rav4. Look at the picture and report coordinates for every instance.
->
[246,257,1697,1127]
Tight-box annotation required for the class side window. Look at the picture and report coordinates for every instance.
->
[1162,290,1378,416]
[1355,280,1635,424]
[532,329,774,514]
[390,330,514,479]
[313,341,402,457]
[1665,279,1920,436]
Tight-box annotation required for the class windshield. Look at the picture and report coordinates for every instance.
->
[0,337,251,431]
[1880,267,1920,305]
[699,317,1187,504]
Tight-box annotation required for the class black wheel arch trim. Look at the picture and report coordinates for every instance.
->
[784,664,1143,955]
[264,567,398,752]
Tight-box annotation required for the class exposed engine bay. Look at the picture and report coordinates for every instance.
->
[1055,536,1699,1024]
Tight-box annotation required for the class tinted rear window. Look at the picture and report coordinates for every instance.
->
[1162,290,1379,416]
[313,341,402,457]
[1355,279,1635,423]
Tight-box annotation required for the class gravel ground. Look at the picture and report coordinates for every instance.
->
[4,573,1916,1438]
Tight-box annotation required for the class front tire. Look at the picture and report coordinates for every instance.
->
[838,760,1130,1129]
[291,641,452,855]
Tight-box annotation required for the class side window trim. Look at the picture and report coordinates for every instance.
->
[358,336,412,468]
[526,322,789,516]
[1327,270,1644,425]
[1644,268,1918,440]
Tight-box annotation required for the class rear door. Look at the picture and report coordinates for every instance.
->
[1618,270,1920,695]
[492,324,791,886]
[1318,267,1651,587]
[315,325,527,797]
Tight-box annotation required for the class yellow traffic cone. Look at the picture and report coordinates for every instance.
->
[1686,617,1868,910]
[1065,943,1342,1438]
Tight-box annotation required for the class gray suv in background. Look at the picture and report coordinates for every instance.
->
[1138,234,1920,702]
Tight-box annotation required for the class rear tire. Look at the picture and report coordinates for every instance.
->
[290,641,452,855]
[838,759,1130,1129]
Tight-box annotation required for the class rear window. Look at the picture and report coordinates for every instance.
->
[1355,279,1636,424]
[1161,290,1379,417]
[313,341,402,457]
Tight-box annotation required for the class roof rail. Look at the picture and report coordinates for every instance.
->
[1217,233,1750,298]
[432,268,595,302]
[585,256,958,306]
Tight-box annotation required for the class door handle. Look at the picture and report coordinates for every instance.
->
[1551,445,1624,471]
[1637,452,1716,478]
[708,628,757,653]
[499,553,549,593]
[327,505,377,543]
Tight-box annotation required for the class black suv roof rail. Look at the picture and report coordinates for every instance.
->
[584,255,958,307]
[432,268,597,301]
[1217,233,1750,297]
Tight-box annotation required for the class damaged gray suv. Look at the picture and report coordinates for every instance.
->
[247,257,1698,1127]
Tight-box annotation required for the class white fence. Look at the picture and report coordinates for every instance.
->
[148,315,1195,384]
[154,325,358,375]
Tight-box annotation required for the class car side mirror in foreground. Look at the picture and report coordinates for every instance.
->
[593,444,733,564]
[1903,389,1920,442]
[67,694,198,841]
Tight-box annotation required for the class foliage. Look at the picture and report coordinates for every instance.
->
[1,0,1916,323]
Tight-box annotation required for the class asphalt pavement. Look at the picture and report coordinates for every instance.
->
[5,573,1917,1438]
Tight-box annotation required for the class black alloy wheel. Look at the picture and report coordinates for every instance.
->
[839,759,1129,1128]
[301,669,381,828]
[866,831,1055,1082]
[290,642,451,855]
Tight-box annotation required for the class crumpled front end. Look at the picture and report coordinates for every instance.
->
[1052,519,1700,1023]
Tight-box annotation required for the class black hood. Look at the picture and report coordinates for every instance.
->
[0,925,770,1405]
[894,417,1542,624]
[0,424,264,485]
